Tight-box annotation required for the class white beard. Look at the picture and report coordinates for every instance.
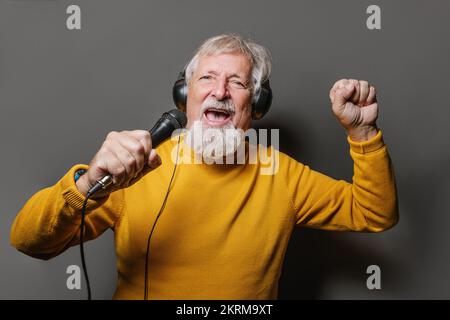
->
[184,120,245,164]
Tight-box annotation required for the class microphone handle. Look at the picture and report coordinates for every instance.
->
[86,174,114,197]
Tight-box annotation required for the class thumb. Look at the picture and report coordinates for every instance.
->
[127,150,162,187]
[136,150,161,179]
[147,149,162,168]
[333,84,355,108]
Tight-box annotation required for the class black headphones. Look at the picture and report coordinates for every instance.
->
[172,69,273,120]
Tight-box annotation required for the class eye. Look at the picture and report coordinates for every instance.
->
[199,75,213,81]
[230,80,246,89]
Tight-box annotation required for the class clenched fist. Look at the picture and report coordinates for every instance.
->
[330,79,379,141]
[76,130,162,199]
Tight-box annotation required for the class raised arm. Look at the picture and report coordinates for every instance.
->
[286,79,398,232]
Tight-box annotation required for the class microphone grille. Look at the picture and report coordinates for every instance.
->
[166,109,187,128]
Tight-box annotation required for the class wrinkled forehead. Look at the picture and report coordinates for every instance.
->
[195,52,253,79]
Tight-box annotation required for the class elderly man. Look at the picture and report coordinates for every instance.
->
[10,34,398,299]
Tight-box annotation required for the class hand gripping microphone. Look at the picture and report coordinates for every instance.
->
[86,109,187,197]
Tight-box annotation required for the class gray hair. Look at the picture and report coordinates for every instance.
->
[185,34,272,96]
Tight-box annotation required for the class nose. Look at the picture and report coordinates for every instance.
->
[211,77,230,101]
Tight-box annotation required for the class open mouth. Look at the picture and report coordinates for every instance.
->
[203,108,233,126]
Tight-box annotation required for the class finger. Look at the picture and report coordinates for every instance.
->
[107,142,138,185]
[126,130,152,160]
[333,82,355,107]
[366,85,377,105]
[349,79,360,104]
[127,152,162,187]
[358,81,370,105]
[332,79,350,90]
[138,155,162,180]
[116,132,146,174]
[102,151,127,187]
[127,150,161,187]
[330,79,349,102]
[147,149,161,168]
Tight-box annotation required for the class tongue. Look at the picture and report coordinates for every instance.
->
[206,110,228,121]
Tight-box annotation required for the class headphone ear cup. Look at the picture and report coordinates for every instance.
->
[251,80,273,120]
[172,72,188,112]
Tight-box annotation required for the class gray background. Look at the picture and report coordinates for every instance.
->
[1,0,449,299]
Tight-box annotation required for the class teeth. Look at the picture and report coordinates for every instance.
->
[205,110,229,121]
[207,108,229,115]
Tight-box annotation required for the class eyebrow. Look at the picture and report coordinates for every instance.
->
[205,70,219,76]
[204,70,245,80]
[228,73,245,80]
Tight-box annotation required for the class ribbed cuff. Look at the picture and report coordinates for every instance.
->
[60,164,109,211]
[347,129,385,154]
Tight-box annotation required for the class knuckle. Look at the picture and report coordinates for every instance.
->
[135,130,150,139]
[124,155,136,167]
[98,147,113,161]
[106,131,118,140]
[99,138,111,153]
[115,166,125,176]
[138,159,145,169]
[130,143,144,155]
[98,145,109,155]
[111,164,125,177]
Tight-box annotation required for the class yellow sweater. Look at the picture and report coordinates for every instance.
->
[10,130,398,299]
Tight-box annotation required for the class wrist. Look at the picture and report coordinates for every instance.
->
[76,171,111,199]
[75,173,91,197]
[347,125,378,142]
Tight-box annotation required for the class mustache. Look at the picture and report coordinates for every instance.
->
[200,97,235,115]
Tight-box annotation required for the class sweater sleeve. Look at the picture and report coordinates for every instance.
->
[10,164,125,260]
[285,130,399,232]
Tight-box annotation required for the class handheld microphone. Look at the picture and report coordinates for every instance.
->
[86,109,187,196]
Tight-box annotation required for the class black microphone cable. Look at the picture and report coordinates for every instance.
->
[80,190,93,300]
[80,182,107,300]
[144,134,181,300]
